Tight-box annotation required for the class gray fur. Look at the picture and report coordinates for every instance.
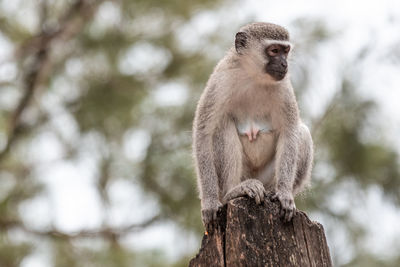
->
[192,22,313,230]
[239,22,290,41]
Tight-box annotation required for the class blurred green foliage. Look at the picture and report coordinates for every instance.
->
[0,0,399,266]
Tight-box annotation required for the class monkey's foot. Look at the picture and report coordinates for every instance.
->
[223,179,265,205]
[271,191,296,222]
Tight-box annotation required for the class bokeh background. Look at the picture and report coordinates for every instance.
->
[0,0,400,266]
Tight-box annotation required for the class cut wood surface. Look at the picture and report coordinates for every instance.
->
[189,197,332,267]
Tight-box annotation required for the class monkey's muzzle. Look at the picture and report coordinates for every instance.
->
[269,69,287,81]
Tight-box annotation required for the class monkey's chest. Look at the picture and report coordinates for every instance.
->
[236,120,273,137]
[235,119,277,170]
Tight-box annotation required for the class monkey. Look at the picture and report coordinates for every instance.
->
[192,22,313,231]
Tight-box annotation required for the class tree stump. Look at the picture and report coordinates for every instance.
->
[189,197,332,267]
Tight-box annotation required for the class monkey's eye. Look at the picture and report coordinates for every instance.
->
[267,47,280,56]
[284,47,290,54]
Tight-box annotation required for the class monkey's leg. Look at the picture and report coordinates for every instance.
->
[293,123,313,195]
[216,120,265,205]
[212,118,244,202]
[256,159,276,193]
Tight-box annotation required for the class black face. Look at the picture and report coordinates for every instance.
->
[265,44,290,81]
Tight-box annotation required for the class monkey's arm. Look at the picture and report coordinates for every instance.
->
[273,128,299,222]
[193,84,223,230]
[273,98,300,222]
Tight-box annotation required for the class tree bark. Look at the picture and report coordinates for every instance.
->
[189,197,332,267]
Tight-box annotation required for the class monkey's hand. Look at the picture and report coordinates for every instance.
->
[271,191,296,222]
[223,179,266,205]
[201,200,223,232]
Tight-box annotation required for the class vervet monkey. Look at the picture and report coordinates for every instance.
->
[193,22,313,230]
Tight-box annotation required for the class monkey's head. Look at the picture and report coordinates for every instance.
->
[235,22,292,82]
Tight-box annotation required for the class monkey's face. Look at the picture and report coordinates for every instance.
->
[235,31,292,83]
[264,44,290,81]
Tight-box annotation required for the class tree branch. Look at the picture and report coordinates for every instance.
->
[0,214,162,241]
[0,0,105,161]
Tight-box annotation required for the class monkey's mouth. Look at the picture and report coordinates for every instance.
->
[268,69,287,81]
[265,63,288,81]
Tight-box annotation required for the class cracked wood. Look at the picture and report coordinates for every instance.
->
[189,197,332,267]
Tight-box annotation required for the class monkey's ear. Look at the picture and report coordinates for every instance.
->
[235,32,248,54]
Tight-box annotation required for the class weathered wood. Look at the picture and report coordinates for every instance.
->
[189,197,332,267]
[189,207,227,267]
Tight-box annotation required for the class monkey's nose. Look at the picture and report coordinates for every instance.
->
[281,61,287,68]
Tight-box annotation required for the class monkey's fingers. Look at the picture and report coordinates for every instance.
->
[284,208,293,222]
[285,209,291,221]
[280,207,290,221]
[255,183,265,204]
[248,186,264,205]
[253,186,264,205]
[279,199,288,217]
[280,198,295,222]
[279,207,285,218]
[241,185,257,203]
[243,180,265,205]
[254,190,261,204]
[244,187,256,199]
